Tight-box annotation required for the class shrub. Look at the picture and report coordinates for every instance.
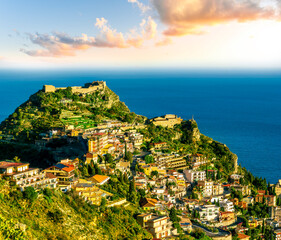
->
[47,209,64,224]
[23,187,38,202]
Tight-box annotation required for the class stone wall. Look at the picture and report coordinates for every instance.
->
[43,81,106,94]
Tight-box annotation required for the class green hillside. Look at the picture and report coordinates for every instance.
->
[0,178,151,240]
[0,85,145,141]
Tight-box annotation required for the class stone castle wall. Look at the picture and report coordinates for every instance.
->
[43,81,106,94]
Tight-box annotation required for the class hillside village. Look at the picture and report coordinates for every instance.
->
[0,82,281,240]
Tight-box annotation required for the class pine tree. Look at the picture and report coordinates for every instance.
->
[127,179,137,204]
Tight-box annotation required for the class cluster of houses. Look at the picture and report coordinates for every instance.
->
[0,159,113,206]
[3,112,281,239]
[85,129,143,164]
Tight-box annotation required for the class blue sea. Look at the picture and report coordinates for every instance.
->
[0,69,281,183]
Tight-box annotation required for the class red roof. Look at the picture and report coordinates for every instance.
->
[0,161,28,169]
[93,132,106,136]
[223,184,231,187]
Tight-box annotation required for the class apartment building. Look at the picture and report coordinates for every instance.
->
[189,154,207,169]
[0,161,57,191]
[198,204,220,221]
[198,180,213,197]
[43,163,76,191]
[184,169,206,183]
[88,132,108,153]
[146,215,172,239]
[220,199,235,212]
[155,154,187,170]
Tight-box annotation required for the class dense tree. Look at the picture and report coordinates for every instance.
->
[127,179,138,204]
[23,187,38,202]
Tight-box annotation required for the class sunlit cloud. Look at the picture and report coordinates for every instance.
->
[128,0,150,13]
[21,16,158,57]
[155,37,172,47]
[151,0,280,36]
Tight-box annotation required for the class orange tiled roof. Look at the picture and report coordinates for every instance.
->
[237,233,250,239]
[91,174,109,183]
[147,198,158,204]
[61,164,75,172]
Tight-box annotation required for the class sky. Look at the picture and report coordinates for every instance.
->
[1,0,281,69]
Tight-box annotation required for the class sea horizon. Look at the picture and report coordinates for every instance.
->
[0,69,281,183]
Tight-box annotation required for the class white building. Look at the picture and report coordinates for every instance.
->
[198,180,213,197]
[184,169,206,183]
[219,199,235,212]
[198,205,220,222]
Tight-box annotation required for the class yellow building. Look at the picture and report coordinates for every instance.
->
[74,179,112,205]
[141,164,166,176]
[101,144,115,155]
[140,198,158,211]
[176,179,186,187]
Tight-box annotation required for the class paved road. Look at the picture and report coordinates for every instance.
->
[193,223,231,238]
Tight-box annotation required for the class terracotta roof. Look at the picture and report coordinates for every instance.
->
[52,163,75,172]
[140,198,158,208]
[193,153,203,157]
[86,153,94,158]
[142,202,156,207]
[150,142,167,145]
[0,161,28,169]
[147,198,158,204]
[220,211,235,215]
[91,174,109,183]
[46,172,57,179]
[237,233,250,239]
[93,132,106,136]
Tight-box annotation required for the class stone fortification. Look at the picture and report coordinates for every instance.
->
[150,114,183,128]
[43,81,106,94]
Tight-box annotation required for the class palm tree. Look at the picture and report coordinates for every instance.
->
[13,156,21,163]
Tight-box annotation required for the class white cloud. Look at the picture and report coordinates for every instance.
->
[22,16,158,57]
[128,0,150,13]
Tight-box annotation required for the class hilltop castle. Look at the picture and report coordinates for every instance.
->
[43,81,106,95]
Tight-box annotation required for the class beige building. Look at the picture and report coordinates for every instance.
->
[276,179,281,199]
[155,154,187,170]
[198,180,214,197]
[189,153,207,169]
[73,179,112,205]
[150,114,183,128]
[137,213,172,239]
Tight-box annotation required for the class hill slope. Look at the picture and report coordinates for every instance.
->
[0,178,151,240]
[0,85,145,141]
